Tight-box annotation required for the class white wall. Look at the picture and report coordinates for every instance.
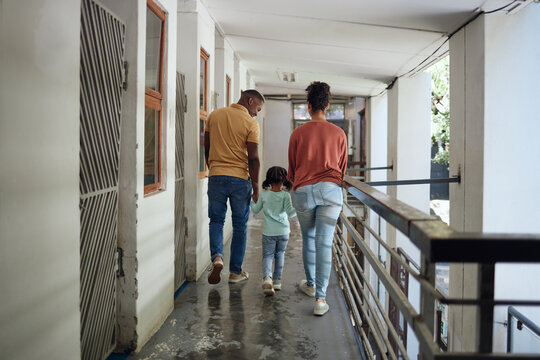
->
[366,94,389,303]
[135,0,178,350]
[263,100,293,171]
[448,16,485,352]
[485,8,540,350]
[387,74,432,359]
[178,0,217,280]
[449,6,540,352]
[485,8,540,352]
[0,1,81,359]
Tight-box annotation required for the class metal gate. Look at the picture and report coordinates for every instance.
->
[80,0,125,359]
[174,72,187,290]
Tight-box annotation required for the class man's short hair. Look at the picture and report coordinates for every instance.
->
[241,89,265,103]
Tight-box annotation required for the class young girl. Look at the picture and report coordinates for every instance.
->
[251,166,297,296]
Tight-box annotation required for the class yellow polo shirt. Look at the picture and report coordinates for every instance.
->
[205,103,260,179]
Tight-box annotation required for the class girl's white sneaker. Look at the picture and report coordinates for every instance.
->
[314,298,329,316]
[262,276,275,296]
[273,279,281,291]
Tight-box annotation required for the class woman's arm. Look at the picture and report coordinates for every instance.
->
[287,133,296,184]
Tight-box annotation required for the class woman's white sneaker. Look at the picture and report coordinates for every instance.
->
[314,299,329,316]
[299,280,316,297]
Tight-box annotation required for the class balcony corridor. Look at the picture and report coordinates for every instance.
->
[128,213,364,359]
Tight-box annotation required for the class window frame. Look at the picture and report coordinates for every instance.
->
[144,0,166,196]
[225,75,231,106]
[199,47,210,178]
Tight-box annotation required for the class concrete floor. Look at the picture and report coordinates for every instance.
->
[129,213,364,360]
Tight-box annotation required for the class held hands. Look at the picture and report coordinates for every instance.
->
[251,183,259,203]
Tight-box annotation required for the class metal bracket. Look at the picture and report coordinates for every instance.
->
[116,247,125,277]
[122,61,128,90]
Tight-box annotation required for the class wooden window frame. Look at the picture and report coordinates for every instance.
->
[144,0,166,195]
[200,47,210,178]
[226,75,231,106]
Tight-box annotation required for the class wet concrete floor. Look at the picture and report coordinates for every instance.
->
[129,213,364,360]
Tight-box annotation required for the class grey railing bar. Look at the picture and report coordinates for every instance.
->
[333,238,393,360]
[507,306,540,354]
[344,201,421,278]
[335,234,398,360]
[365,176,460,187]
[397,247,420,271]
[336,230,411,360]
[333,242,378,360]
[509,306,540,336]
[343,201,452,310]
[345,175,540,263]
[346,165,394,172]
[340,212,441,357]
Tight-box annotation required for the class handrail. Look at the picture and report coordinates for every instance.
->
[365,176,460,187]
[346,165,393,172]
[335,174,540,360]
[344,175,540,263]
[507,306,540,353]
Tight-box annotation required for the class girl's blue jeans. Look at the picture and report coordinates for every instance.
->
[293,182,343,299]
[207,175,252,274]
[261,235,289,279]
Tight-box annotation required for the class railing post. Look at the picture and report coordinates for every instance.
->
[477,263,495,353]
[420,254,436,360]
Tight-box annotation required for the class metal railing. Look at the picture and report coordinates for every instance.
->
[507,306,540,353]
[333,174,540,360]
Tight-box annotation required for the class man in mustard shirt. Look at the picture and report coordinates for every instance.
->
[204,90,264,284]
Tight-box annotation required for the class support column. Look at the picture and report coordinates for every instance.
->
[386,73,432,359]
[449,5,540,353]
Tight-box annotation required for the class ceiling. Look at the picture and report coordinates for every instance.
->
[202,0,514,97]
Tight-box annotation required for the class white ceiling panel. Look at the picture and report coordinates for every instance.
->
[201,0,512,96]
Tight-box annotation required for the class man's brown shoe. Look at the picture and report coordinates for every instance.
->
[208,257,223,284]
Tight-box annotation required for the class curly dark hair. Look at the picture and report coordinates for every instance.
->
[262,166,292,190]
[306,81,331,111]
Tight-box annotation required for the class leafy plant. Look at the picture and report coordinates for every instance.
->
[429,56,450,166]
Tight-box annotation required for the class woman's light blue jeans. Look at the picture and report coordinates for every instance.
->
[293,182,343,299]
[261,235,289,279]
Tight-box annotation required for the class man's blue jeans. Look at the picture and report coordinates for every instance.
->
[293,182,343,299]
[208,175,252,274]
[261,235,289,280]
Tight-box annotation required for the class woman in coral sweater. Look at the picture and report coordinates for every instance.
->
[287,81,347,316]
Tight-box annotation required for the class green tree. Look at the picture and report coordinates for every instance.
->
[429,56,450,166]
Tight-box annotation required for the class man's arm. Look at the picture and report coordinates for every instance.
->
[246,141,260,202]
[204,131,210,168]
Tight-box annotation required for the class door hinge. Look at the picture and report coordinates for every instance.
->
[116,247,125,277]
[122,61,129,90]
[184,95,188,112]
[185,217,188,237]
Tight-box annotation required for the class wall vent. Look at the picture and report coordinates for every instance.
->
[277,71,297,83]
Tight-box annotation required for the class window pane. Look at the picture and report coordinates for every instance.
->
[144,106,160,186]
[200,56,206,110]
[293,103,309,120]
[145,9,162,91]
[326,104,345,120]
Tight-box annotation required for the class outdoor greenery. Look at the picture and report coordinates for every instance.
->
[429,56,450,166]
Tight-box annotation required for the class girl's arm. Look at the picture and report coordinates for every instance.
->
[284,193,297,218]
[250,196,263,214]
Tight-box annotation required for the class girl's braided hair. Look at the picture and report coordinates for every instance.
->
[262,166,292,190]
